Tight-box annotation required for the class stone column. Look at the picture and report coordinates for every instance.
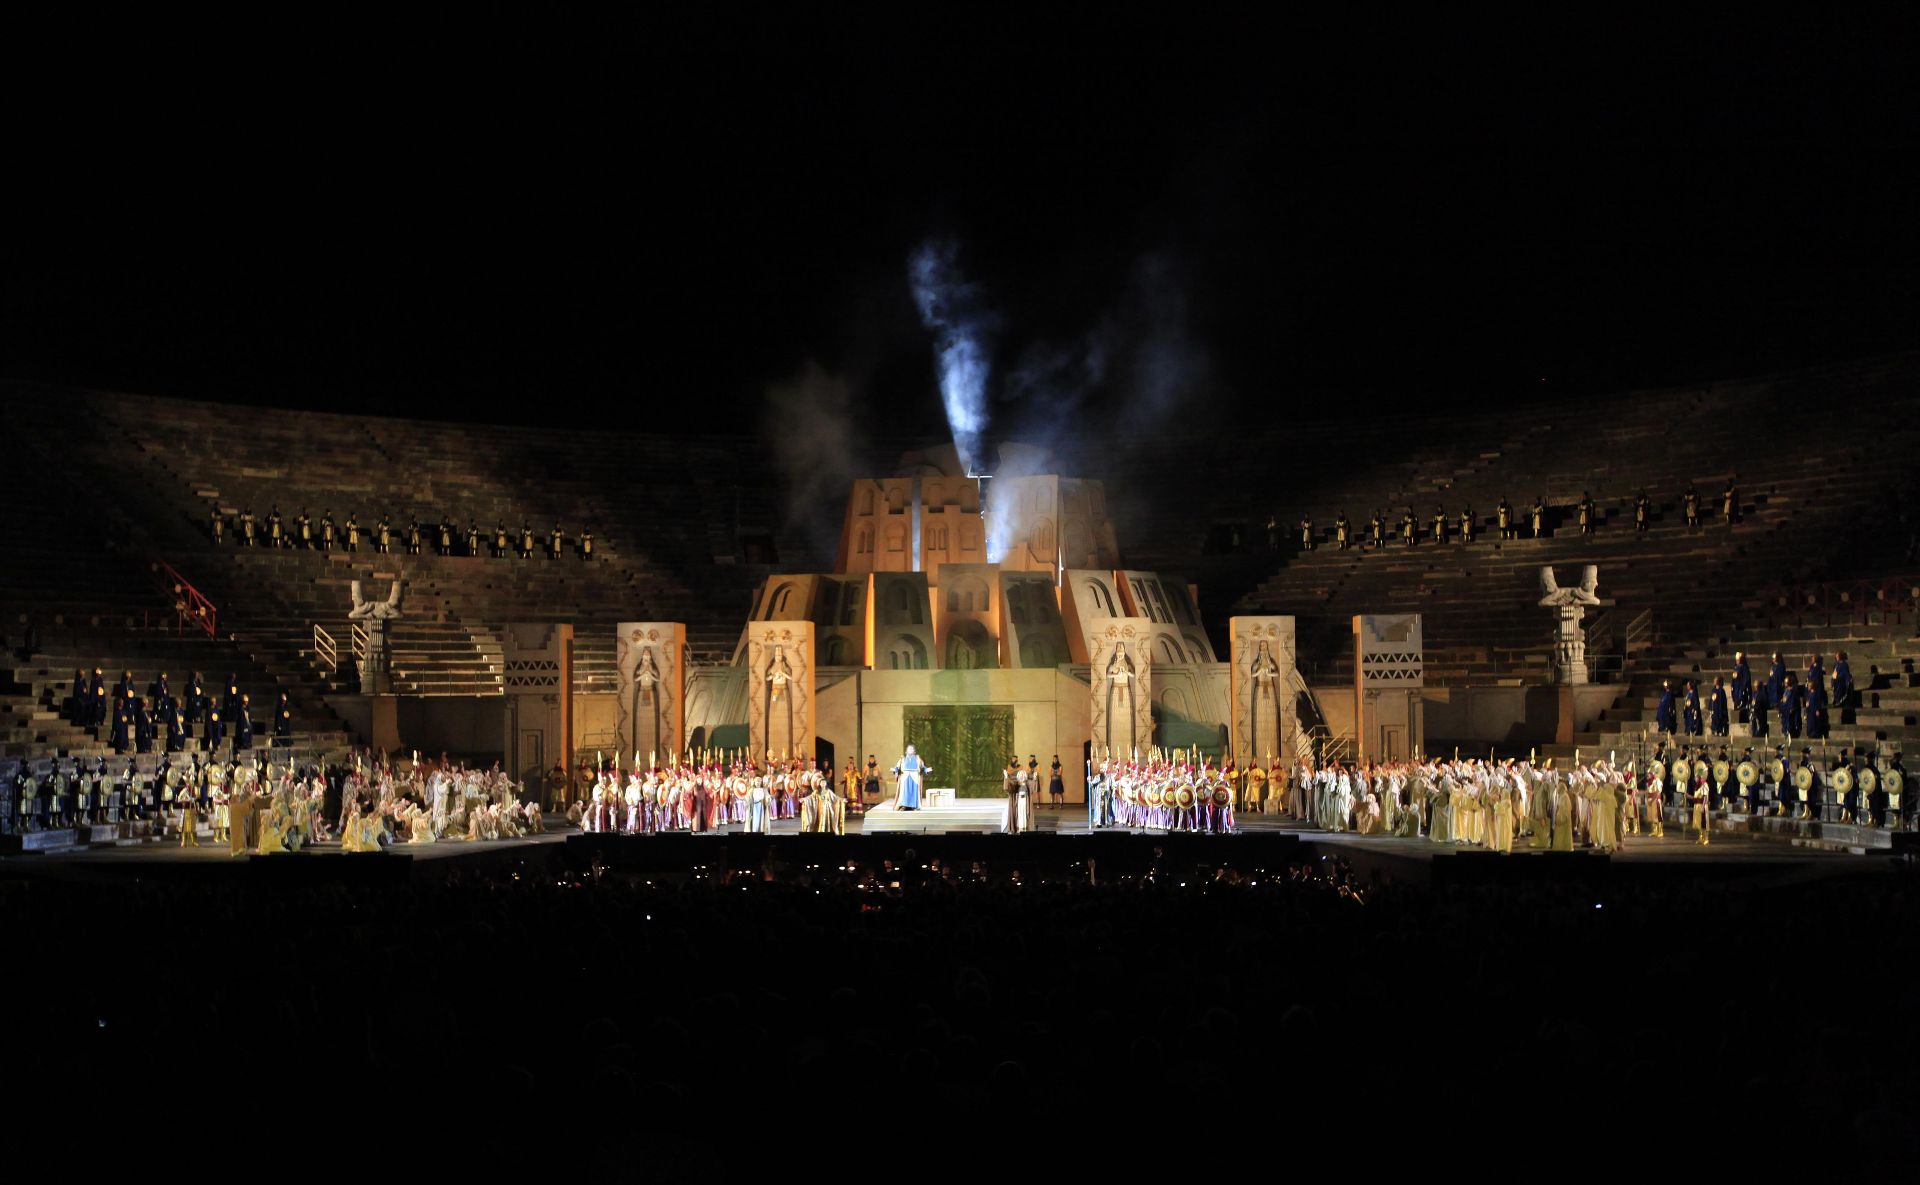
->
[1229,616,1299,771]
[747,622,815,764]
[616,622,686,769]
[1089,622,1153,762]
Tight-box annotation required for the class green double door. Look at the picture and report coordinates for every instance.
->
[902,705,1014,799]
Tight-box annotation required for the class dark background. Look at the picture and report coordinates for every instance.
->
[5,11,1919,437]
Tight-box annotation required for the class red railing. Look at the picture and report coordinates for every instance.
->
[151,558,218,639]
[1759,574,1920,628]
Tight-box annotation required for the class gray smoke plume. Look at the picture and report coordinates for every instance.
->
[999,250,1208,456]
[761,360,865,562]
[908,238,997,475]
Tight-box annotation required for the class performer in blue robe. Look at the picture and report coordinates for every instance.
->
[185,671,207,726]
[1708,678,1730,736]
[891,745,928,810]
[234,695,255,751]
[1832,652,1853,710]
[1683,682,1703,737]
[1730,652,1752,724]
[1766,654,1786,708]
[1654,681,1677,734]
[1805,655,1826,701]
[1778,676,1801,740]
[1805,682,1828,740]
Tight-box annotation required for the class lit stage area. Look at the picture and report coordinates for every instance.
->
[5,804,1899,892]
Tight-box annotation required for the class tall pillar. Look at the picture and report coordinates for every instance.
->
[616,622,686,768]
[502,623,572,808]
[1089,621,1153,762]
[747,621,815,763]
[1352,614,1425,763]
[1229,616,1299,770]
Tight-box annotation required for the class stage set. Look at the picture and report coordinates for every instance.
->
[8,441,1904,880]
[598,440,1349,833]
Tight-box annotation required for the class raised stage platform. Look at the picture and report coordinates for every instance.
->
[863,797,1047,834]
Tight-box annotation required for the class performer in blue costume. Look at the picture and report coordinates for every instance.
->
[891,745,929,811]
[1087,759,1112,829]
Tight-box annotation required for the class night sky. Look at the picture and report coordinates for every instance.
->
[6,12,1919,439]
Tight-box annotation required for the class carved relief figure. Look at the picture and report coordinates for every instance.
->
[1105,640,1139,756]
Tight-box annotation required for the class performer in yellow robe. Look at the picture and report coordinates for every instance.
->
[1550,781,1574,851]
[227,791,251,856]
[1587,780,1617,853]
[179,798,200,847]
[1491,785,1514,853]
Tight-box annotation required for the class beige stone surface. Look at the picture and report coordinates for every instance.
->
[1060,569,1130,663]
[615,621,686,766]
[1229,616,1300,770]
[502,622,572,802]
[746,620,814,762]
[1089,620,1154,761]
[997,570,1071,669]
[933,562,1002,669]
[870,571,936,671]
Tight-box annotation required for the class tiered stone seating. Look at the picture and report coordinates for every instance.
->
[7,354,1914,758]
[1223,354,1920,679]
[1569,622,1920,759]
[1,382,821,724]
[2,639,351,757]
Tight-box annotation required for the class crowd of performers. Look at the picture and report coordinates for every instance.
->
[574,758,855,836]
[1094,746,1909,851]
[207,502,598,562]
[1286,482,1741,552]
[4,750,544,852]
[1084,753,1240,834]
[1653,650,1855,743]
[61,668,295,755]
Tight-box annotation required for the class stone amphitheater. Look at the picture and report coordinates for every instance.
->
[3,352,1918,787]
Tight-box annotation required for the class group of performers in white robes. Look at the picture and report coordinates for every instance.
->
[1274,756,1687,852]
[1085,756,1239,834]
[574,760,848,836]
[336,758,540,851]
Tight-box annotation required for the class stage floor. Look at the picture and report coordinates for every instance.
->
[1,806,1897,877]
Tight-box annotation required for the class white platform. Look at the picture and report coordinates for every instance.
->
[864,797,1047,834]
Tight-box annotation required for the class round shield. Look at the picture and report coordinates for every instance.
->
[1736,760,1758,787]
[1857,767,1878,794]
[1883,768,1903,797]
[1712,760,1731,784]
[1212,786,1230,807]
[1767,758,1786,784]
[1144,785,1164,808]
[1793,766,1814,793]
[1175,785,1195,809]
[1693,759,1711,782]
[733,781,749,799]
[1830,767,1854,795]
[1649,758,1667,782]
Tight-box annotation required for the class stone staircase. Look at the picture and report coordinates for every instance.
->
[1560,623,1920,759]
